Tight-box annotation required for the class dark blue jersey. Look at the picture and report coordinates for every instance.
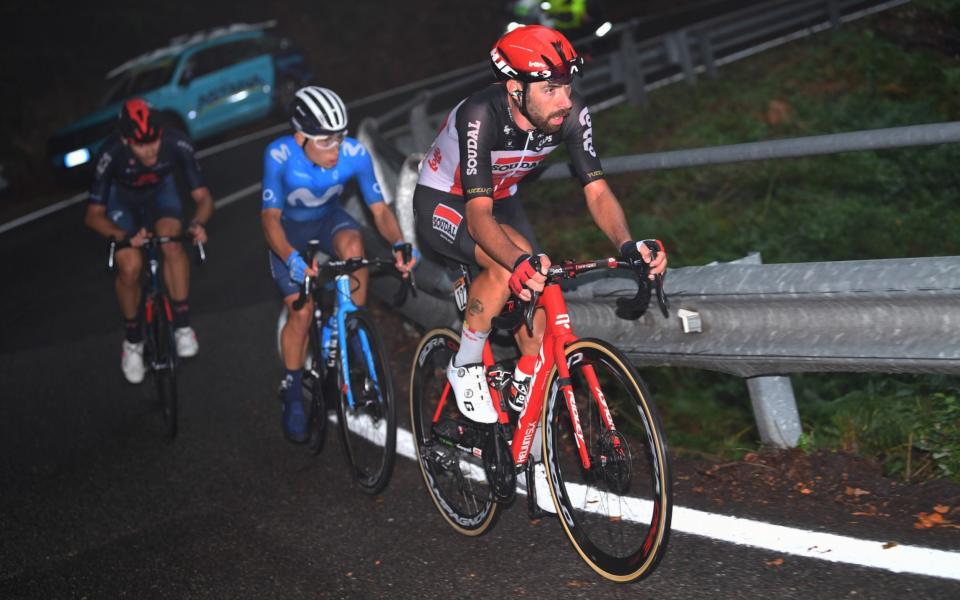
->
[89,128,204,204]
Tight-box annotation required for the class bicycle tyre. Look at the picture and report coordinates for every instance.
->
[304,317,328,455]
[153,300,178,441]
[409,328,498,536]
[541,338,671,583]
[335,309,397,494]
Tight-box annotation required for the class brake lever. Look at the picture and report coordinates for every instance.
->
[524,290,538,336]
[654,272,669,318]
[293,274,311,311]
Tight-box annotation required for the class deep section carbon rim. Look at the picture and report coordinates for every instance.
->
[409,329,498,536]
[336,311,396,494]
[543,339,672,582]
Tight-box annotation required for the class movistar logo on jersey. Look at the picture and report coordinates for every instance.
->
[341,140,366,157]
[287,184,343,208]
[270,143,292,164]
[465,120,481,175]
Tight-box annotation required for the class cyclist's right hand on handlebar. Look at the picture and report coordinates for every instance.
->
[286,250,312,284]
[509,253,550,301]
[128,227,150,248]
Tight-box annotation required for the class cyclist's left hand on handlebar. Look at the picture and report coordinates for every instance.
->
[620,239,668,279]
[188,221,208,245]
[509,253,550,302]
[392,242,420,278]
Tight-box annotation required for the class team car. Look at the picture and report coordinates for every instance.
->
[47,21,312,176]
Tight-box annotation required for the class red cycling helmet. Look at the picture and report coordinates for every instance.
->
[118,98,161,143]
[490,25,584,84]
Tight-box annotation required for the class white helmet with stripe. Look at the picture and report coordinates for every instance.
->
[290,86,348,135]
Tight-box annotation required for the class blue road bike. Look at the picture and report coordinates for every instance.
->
[279,240,412,494]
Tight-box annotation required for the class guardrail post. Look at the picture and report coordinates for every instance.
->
[697,29,717,80]
[619,28,647,106]
[408,91,434,153]
[728,251,801,449]
[671,30,697,86]
[827,0,841,29]
[747,376,802,448]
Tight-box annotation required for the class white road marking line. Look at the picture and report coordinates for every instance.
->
[340,414,960,581]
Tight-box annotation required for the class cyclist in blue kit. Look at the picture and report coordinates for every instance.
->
[262,85,417,443]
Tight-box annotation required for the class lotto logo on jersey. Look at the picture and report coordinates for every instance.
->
[432,203,463,243]
[427,147,442,172]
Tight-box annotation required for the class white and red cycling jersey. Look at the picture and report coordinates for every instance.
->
[417,83,604,201]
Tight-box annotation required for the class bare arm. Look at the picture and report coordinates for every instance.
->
[368,202,403,247]
[583,179,632,248]
[187,186,214,243]
[584,179,667,275]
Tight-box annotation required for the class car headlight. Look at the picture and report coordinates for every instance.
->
[64,148,91,168]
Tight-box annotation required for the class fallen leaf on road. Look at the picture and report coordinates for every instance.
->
[914,512,945,528]
[566,579,588,588]
[882,541,898,549]
[933,505,950,514]
[765,558,785,567]
[845,486,871,497]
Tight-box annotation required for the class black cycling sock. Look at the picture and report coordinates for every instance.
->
[171,299,190,328]
[124,318,142,344]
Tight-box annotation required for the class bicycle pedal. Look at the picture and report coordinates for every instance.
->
[485,363,512,392]
[423,440,457,471]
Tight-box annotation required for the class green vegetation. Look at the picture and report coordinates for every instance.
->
[527,1,960,480]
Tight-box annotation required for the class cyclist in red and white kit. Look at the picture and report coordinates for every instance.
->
[413,25,667,424]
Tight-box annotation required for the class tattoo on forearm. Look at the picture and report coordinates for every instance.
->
[468,299,484,316]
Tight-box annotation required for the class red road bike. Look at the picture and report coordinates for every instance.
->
[409,253,672,583]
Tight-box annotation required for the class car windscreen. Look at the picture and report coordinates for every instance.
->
[101,58,177,106]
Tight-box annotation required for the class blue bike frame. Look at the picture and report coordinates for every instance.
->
[323,274,382,410]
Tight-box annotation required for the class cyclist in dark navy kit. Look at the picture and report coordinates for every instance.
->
[413,25,667,425]
[262,85,417,443]
[84,98,214,384]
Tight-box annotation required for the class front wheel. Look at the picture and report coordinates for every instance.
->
[336,310,397,494]
[152,299,178,441]
[542,339,672,583]
[409,328,498,536]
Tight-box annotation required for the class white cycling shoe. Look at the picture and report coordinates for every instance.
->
[174,326,199,357]
[446,359,499,424]
[121,340,145,384]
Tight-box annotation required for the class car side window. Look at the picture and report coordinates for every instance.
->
[179,37,268,86]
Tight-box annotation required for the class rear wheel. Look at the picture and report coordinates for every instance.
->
[409,328,498,535]
[542,339,671,582]
[303,319,328,454]
[336,310,396,494]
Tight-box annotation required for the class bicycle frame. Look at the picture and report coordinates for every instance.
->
[321,274,382,411]
[434,282,613,471]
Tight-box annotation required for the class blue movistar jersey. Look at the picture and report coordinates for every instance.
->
[261,135,383,222]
